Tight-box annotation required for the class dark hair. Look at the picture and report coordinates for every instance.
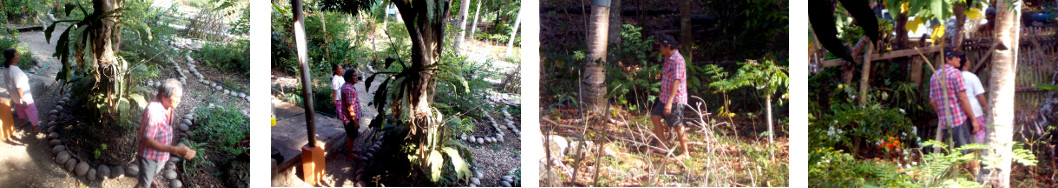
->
[657,34,679,50]
[3,48,16,66]
[332,62,343,73]
[343,68,358,83]
[944,47,964,59]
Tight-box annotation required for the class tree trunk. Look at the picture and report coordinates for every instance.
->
[470,0,483,39]
[505,10,521,56]
[607,0,621,64]
[392,0,448,162]
[92,0,119,116]
[679,0,691,63]
[952,2,967,49]
[455,0,471,50]
[582,0,610,114]
[766,94,773,144]
[986,0,1021,187]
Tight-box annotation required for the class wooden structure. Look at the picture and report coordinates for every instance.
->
[814,26,1058,113]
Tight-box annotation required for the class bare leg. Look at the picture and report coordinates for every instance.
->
[677,125,690,159]
[650,116,665,142]
[346,137,356,160]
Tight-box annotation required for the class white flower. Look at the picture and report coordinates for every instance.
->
[912,161,918,166]
[903,150,909,155]
[899,108,906,114]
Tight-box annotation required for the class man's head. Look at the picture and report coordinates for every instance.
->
[158,79,184,109]
[657,35,679,57]
[333,62,345,75]
[945,47,965,68]
[4,48,18,66]
[343,68,358,84]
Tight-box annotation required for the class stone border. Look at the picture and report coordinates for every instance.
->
[43,93,188,187]
[183,51,250,102]
[459,104,520,145]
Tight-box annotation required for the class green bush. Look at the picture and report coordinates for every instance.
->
[193,39,250,76]
[191,102,250,157]
[0,37,37,69]
[810,102,917,154]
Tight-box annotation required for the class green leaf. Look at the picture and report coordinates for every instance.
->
[441,147,471,183]
[129,94,147,109]
[428,149,444,182]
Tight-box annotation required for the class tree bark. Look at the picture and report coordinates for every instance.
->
[986,0,1021,187]
[92,0,119,115]
[506,9,521,56]
[766,94,773,144]
[952,2,967,49]
[470,0,483,39]
[392,0,448,152]
[455,0,471,50]
[679,0,691,63]
[607,0,621,64]
[582,0,611,114]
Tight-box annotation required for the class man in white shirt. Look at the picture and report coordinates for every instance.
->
[332,63,346,121]
[958,52,990,183]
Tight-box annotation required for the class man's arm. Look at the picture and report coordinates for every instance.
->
[957,91,980,133]
[140,132,195,159]
[976,94,989,114]
[16,88,24,104]
[664,81,679,115]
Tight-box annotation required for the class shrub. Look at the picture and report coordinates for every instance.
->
[193,39,250,76]
[191,102,250,157]
[810,102,917,155]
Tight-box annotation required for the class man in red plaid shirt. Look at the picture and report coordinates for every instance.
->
[929,49,979,152]
[137,79,196,188]
[341,69,364,160]
[650,35,690,159]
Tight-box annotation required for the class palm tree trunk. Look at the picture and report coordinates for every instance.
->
[679,0,691,62]
[506,9,521,56]
[582,0,611,114]
[986,0,1021,187]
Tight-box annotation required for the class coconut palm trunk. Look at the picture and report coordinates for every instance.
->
[455,0,471,50]
[985,0,1021,187]
[582,0,610,114]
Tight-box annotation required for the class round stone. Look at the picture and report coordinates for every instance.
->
[359,156,368,161]
[126,164,140,176]
[497,134,504,140]
[357,181,366,187]
[460,133,467,141]
[476,138,484,144]
[88,168,97,181]
[503,175,514,182]
[501,181,512,187]
[112,166,124,178]
[365,153,373,158]
[56,105,63,111]
[179,123,189,132]
[49,109,58,115]
[470,177,481,185]
[239,93,246,98]
[171,180,183,188]
[49,139,61,146]
[51,145,65,154]
[356,169,365,175]
[48,132,58,139]
[64,158,77,172]
[475,171,483,179]
[170,156,182,163]
[55,151,70,164]
[164,170,177,179]
[215,86,222,90]
[98,165,110,179]
[355,174,362,181]
[75,161,89,176]
[166,162,176,170]
[469,184,476,187]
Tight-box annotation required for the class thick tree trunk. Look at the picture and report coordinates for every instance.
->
[455,0,471,50]
[986,0,1021,187]
[392,1,448,160]
[582,0,611,114]
[470,0,483,39]
[679,0,691,63]
[952,2,967,49]
[92,0,119,115]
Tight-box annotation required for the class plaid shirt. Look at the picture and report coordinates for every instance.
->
[929,64,967,128]
[138,100,173,162]
[660,50,688,104]
[340,83,363,121]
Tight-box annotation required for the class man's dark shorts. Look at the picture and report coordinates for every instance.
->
[345,120,360,140]
[651,99,684,127]
[945,120,974,153]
